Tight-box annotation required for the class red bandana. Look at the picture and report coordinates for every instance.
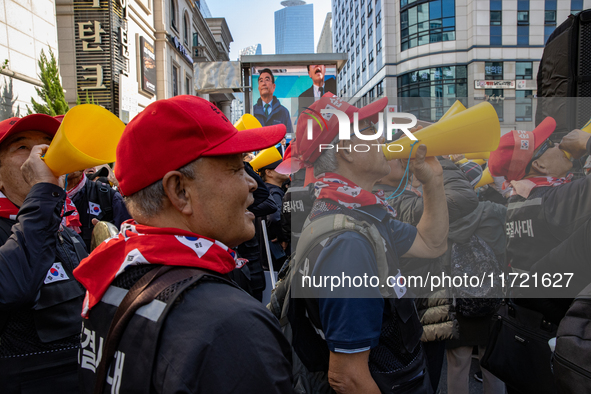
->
[0,191,81,234]
[505,175,573,199]
[74,220,239,318]
[315,173,397,217]
[0,192,19,220]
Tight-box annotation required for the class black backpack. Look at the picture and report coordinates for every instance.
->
[451,235,503,317]
[553,282,591,392]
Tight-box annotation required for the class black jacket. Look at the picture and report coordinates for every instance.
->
[0,183,86,393]
[80,266,294,394]
[381,159,480,228]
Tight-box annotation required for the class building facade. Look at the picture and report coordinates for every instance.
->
[317,12,333,53]
[332,0,589,128]
[1,0,60,118]
[275,0,314,54]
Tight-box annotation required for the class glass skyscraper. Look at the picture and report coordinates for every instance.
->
[275,1,314,54]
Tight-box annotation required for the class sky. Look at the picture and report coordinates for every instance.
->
[206,0,333,60]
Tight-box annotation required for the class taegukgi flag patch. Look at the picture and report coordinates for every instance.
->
[89,202,102,216]
[44,262,69,284]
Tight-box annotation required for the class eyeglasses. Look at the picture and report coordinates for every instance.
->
[525,138,555,174]
[349,123,377,138]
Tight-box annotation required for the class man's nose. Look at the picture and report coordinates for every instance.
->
[246,173,257,192]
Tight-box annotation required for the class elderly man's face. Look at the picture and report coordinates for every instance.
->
[187,154,257,248]
[0,130,52,207]
[308,65,326,86]
[337,121,390,184]
[258,72,275,97]
[533,143,573,178]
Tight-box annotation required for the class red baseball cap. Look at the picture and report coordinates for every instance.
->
[294,93,388,167]
[0,114,60,146]
[115,95,285,196]
[488,117,556,181]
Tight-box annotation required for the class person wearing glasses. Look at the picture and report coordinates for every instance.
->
[488,120,591,393]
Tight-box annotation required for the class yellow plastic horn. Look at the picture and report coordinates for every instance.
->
[43,104,125,177]
[384,102,501,160]
[250,147,282,173]
[439,100,467,121]
[234,114,262,131]
[581,118,591,133]
[474,167,494,189]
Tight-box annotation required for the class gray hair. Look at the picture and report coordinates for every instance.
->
[314,134,340,177]
[124,159,199,218]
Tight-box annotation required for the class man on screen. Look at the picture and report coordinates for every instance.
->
[253,68,293,135]
[299,64,337,99]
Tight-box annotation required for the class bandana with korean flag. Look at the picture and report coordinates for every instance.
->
[73,220,239,318]
[314,172,397,217]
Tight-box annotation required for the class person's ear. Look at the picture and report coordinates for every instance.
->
[336,140,354,164]
[530,159,549,176]
[162,170,192,215]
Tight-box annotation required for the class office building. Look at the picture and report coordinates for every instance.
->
[317,12,333,53]
[332,0,589,127]
[275,1,314,54]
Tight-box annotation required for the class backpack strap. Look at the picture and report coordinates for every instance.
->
[93,265,228,394]
[296,213,391,297]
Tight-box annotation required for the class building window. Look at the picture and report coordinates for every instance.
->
[368,23,373,37]
[356,24,360,35]
[352,72,355,82]
[356,7,359,17]
[397,66,468,122]
[485,89,504,121]
[367,1,372,15]
[170,0,177,30]
[362,59,367,71]
[356,44,360,54]
[485,62,503,80]
[351,35,354,46]
[516,90,533,122]
[377,39,382,53]
[401,0,456,51]
[186,76,191,95]
[572,0,583,14]
[193,32,199,47]
[517,0,529,45]
[362,35,366,47]
[362,14,365,26]
[545,0,557,43]
[369,50,374,63]
[357,67,360,78]
[490,4,502,45]
[516,62,533,79]
[183,14,189,46]
[368,88,374,99]
[376,10,381,25]
[172,65,179,96]
[351,51,355,62]
[376,80,384,96]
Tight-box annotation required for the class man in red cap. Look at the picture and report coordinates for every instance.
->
[0,114,87,393]
[286,93,448,393]
[487,120,591,393]
[74,95,293,393]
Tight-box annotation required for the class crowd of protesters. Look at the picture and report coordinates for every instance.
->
[0,92,590,394]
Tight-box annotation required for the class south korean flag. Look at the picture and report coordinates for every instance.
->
[44,262,70,284]
[89,202,102,216]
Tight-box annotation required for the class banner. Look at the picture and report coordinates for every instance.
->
[140,37,156,95]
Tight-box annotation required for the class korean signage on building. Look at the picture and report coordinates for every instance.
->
[74,0,129,115]
[140,37,156,95]
[474,80,516,89]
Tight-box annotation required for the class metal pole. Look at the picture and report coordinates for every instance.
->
[260,219,276,289]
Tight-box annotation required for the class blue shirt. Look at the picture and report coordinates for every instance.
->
[313,204,417,353]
